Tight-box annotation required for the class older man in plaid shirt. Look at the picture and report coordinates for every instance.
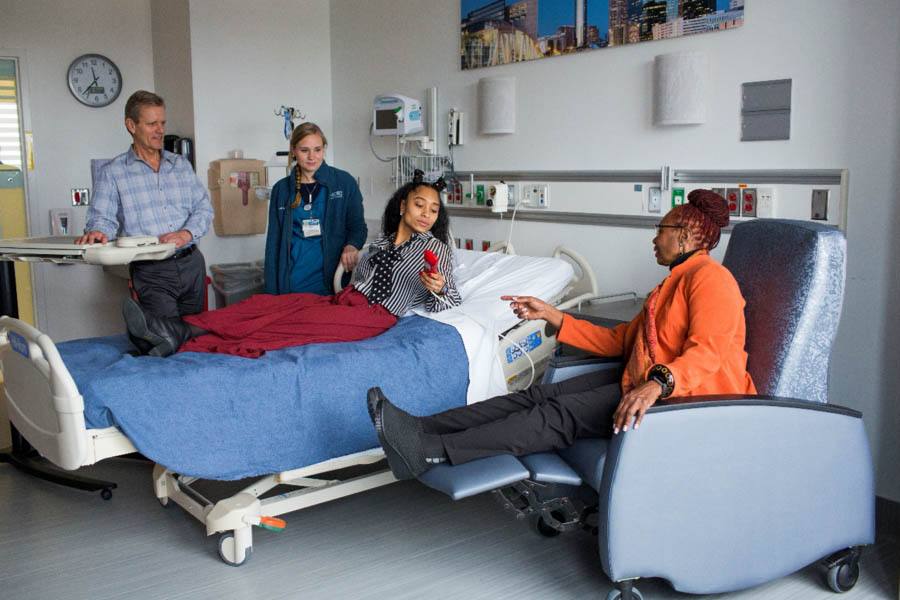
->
[77,90,213,319]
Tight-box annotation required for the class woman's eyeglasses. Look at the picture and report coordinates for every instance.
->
[655,224,684,235]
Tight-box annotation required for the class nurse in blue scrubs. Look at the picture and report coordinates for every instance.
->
[264,123,367,295]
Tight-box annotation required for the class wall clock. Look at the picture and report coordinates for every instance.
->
[67,54,122,108]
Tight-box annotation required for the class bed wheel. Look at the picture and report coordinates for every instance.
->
[218,532,252,567]
[100,488,113,501]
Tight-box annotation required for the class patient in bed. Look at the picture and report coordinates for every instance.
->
[123,173,461,358]
[367,190,757,479]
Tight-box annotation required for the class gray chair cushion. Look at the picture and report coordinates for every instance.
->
[722,219,846,403]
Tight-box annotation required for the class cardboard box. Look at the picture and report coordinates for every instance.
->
[208,158,268,235]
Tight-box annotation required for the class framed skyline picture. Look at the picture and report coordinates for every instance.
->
[460,0,744,70]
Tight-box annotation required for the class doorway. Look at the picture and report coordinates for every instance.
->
[0,56,34,325]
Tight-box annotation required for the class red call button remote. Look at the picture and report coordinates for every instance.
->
[422,249,439,275]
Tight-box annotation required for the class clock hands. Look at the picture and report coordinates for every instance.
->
[82,67,100,97]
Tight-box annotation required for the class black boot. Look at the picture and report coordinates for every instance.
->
[369,387,438,480]
[122,299,193,358]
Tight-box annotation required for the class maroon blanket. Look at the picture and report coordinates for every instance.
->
[181,287,397,358]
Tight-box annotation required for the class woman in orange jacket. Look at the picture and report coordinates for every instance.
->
[368,189,756,479]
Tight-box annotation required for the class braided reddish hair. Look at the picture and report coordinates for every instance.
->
[670,189,730,250]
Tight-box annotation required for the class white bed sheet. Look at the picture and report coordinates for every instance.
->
[412,249,574,403]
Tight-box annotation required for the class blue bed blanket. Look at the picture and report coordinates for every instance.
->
[57,316,469,480]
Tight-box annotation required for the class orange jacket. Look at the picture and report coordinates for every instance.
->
[558,252,756,397]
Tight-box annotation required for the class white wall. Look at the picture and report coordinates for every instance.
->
[0,0,156,340]
[187,0,333,267]
[329,0,900,501]
[151,0,195,137]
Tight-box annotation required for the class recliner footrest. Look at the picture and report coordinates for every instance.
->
[519,452,583,486]
[418,455,529,500]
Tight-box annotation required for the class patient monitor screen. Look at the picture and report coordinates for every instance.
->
[375,108,398,131]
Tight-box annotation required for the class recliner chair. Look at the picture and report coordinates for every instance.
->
[417,219,875,599]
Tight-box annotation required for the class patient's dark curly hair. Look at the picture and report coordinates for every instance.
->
[381,173,451,245]
[670,189,730,250]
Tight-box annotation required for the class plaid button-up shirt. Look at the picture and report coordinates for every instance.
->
[85,147,213,242]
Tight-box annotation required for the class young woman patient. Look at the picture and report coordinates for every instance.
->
[123,175,460,358]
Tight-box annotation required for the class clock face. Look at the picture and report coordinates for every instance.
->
[67,54,122,108]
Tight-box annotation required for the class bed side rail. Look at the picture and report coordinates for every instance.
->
[552,245,599,308]
[0,316,89,470]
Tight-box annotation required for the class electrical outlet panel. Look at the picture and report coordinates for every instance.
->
[482,240,491,251]
[523,184,549,208]
[740,188,757,217]
[71,188,90,206]
[464,238,473,250]
[725,188,740,217]
[671,188,685,209]
[507,183,518,207]
[475,184,485,206]
[648,187,661,213]
[447,181,463,205]
[757,187,775,218]
[811,190,829,220]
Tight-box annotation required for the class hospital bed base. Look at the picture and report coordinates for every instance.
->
[153,448,397,566]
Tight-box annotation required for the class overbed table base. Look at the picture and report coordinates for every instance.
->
[0,424,117,499]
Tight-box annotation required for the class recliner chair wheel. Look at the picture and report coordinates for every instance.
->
[606,587,643,600]
[826,560,859,593]
[532,512,563,537]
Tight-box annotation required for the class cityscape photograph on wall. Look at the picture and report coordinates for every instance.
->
[460,0,745,70]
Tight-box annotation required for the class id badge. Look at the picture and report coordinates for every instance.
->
[302,218,322,238]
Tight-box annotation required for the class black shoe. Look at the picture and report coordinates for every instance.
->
[366,387,380,425]
[122,299,192,358]
[369,387,429,480]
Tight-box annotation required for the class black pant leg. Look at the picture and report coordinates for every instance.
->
[440,381,622,465]
[130,249,206,318]
[421,366,622,434]
[130,261,181,318]
[176,249,207,316]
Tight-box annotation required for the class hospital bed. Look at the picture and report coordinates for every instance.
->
[0,240,598,565]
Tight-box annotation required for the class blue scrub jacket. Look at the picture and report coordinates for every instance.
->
[264,161,367,294]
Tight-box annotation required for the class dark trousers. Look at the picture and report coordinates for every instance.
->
[421,367,624,466]
[129,247,206,318]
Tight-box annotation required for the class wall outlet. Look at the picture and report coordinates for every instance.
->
[671,187,685,208]
[740,188,757,217]
[464,238,473,250]
[648,187,662,213]
[811,189,829,220]
[71,188,90,206]
[507,183,518,207]
[757,187,775,218]
[725,188,740,217]
[475,184,485,206]
[482,240,491,251]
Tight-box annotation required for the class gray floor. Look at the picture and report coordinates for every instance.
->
[0,458,897,600]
